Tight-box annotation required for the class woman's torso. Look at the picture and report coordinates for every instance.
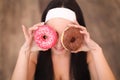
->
[34,49,90,80]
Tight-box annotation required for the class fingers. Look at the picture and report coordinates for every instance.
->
[22,22,45,40]
[31,41,48,52]
[80,30,89,36]
[28,22,45,35]
[22,22,48,52]
[68,22,90,39]
[32,22,44,29]
[22,25,29,41]
[68,22,86,31]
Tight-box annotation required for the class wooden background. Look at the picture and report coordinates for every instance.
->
[0,0,120,80]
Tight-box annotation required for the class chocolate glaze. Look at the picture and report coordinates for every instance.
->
[62,27,84,51]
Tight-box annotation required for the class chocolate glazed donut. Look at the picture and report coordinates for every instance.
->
[61,27,84,51]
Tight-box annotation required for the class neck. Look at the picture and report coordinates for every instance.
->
[51,49,71,80]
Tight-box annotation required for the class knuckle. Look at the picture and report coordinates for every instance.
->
[83,27,86,30]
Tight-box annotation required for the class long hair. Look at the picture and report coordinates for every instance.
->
[34,0,90,80]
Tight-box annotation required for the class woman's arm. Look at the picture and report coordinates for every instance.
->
[11,23,46,80]
[87,40,115,80]
[11,43,31,80]
[11,24,36,80]
[28,51,38,80]
[11,43,38,80]
[68,22,116,80]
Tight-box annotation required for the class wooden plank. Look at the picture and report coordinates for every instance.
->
[0,0,4,79]
[77,0,120,79]
[0,0,40,80]
[0,0,120,80]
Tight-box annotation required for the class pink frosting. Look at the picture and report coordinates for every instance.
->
[34,25,58,49]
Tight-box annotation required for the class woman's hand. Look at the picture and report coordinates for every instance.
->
[68,22,101,53]
[20,22,48,55]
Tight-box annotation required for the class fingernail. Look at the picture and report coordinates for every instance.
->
[80,31,83,33]
[41,22,45,25]
[35,26,38,30]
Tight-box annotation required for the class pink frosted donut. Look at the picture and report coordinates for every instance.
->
[34,25,58,49]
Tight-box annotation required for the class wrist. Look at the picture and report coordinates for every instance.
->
[88,42,102,52]
[88,45,102,53]
[19,45,31,58]
[87,39,102,52]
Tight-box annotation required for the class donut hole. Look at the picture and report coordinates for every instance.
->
[43,35,47,39]
[70,37,76,43]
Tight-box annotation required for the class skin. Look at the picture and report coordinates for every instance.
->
[11,18,115,80]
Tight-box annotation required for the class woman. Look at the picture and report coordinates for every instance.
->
[11,0,115,80]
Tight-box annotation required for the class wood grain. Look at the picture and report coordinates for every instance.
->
[0,0,120,80]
